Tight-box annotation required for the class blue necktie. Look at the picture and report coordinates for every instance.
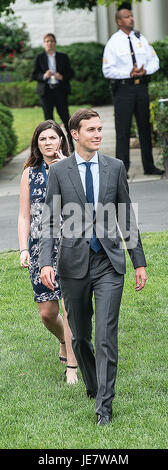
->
[84,162,101,253]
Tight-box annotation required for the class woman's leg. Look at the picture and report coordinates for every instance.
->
[61,298,78,385]
[37,300,67,364]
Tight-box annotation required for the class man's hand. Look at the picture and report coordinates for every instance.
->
[55,72,63,81]
[44,69,52,79]
[130,64,146,78]
[40,266,55,291]
[130,63,137,77]
[135,266,147,291]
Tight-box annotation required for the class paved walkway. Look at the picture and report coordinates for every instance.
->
[0,105,167,252]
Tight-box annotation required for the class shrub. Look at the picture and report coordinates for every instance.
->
[0,133,8,168]
[0,103,17,167]
[0,15,30,79]
[0,81,40,107]
[148,79,168,102]
[148,79,168,136]
[151,37,168,82]
[155,103,168,159]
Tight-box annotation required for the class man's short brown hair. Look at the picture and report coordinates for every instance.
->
[68,108,100,131]
[43,33,56,42]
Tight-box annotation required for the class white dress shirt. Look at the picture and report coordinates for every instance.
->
[75,151,99,210]
[102,29,159,80]
[44,52,59,84]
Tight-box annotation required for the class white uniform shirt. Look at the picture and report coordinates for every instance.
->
[102,29,159,80]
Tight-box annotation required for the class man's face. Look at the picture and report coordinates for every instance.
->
[118,9,134,32]
[72,117,103,155]
[44,36,56,54]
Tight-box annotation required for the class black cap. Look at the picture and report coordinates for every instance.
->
[117,2,132,10]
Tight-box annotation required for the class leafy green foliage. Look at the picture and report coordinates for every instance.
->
[0,0,152,15]
[0,15,30,77]
[148,78,168,138]
[152,37,168,82]
[56,42,110,105]
[30,0,150,10]
[155,104,168,159]
[0,81,40,107]
[0,103,17,167]
[0,0,15,16]
[99,0,151,7]
[31,0,97,10]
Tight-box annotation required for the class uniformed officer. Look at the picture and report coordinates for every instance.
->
[102,2,164,177]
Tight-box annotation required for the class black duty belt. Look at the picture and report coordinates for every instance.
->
[117,76,149,86]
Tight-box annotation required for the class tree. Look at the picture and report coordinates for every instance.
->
[30,0,151,10]
[0,1,17,16]
[1,0,151,15]
[31,0,97,10]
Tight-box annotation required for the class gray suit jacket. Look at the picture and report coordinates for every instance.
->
[39,153,146,278]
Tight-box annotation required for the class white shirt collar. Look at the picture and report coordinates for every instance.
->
[47,52,56,58]
[119,29,134,39]
[75,151,98,165]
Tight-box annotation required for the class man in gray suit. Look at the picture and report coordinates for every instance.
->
[39,108,147,426]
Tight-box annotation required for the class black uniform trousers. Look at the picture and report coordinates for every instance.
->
[60,247,124,418]
[114,82,154,173]
[40,84,74,150]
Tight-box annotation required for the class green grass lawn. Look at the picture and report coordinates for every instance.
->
[0,232,168,449]
[11,105,88,154]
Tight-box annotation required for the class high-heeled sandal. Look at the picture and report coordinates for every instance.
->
[59,341,67,364]
[65,365,78,385]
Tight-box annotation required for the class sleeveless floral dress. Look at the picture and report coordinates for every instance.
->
[28,160,61,302]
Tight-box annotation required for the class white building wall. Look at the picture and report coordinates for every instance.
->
[133,0,168,43]
[96,5,109,44]
[12,0,97,47]
[106,0,168,44]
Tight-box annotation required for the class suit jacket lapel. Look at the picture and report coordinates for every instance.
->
[55,52,62,73]
[68,154,87,207]
[43,52,49,69]
[55,51,58,71]
[98,153,109,204]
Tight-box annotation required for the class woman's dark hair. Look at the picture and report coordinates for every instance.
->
[24,120,69,169]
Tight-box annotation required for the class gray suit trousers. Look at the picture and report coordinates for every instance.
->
[60,248,124,417]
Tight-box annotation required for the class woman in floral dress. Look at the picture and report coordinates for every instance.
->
[18,120,77,385]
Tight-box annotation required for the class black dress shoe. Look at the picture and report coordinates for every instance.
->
[144,167,164,175]
[97,414,112,426]
[86,389,97,399]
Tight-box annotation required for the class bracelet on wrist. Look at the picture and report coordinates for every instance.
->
[20,249,28,254]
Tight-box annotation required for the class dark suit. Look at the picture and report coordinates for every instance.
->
[32,51,74,149]
[39,153,146,418]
